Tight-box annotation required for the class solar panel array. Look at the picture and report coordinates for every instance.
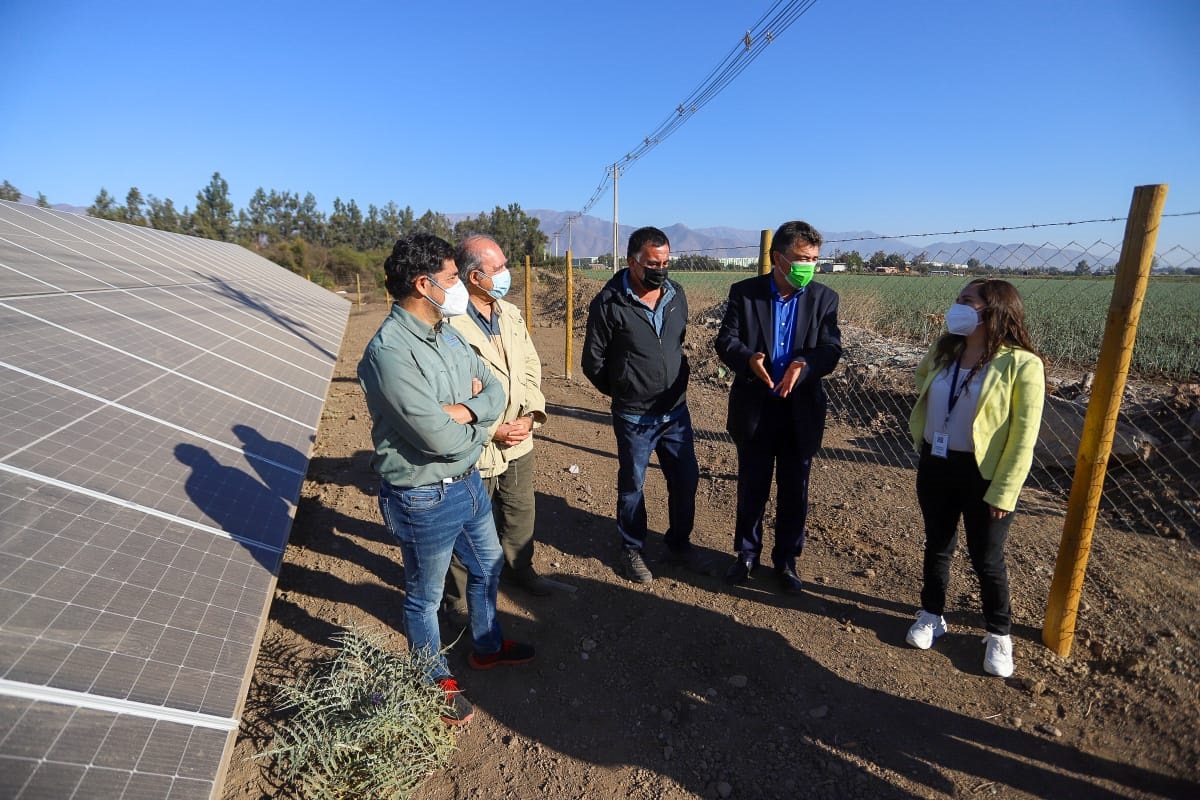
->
[0,201,350,799]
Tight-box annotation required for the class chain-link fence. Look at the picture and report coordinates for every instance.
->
[527,217,1200,554]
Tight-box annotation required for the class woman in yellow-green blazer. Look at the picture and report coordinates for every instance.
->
[904,278,1045,679]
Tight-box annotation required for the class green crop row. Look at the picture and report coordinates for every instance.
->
[573,269,1199,380]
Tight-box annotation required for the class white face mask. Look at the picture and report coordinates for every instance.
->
[945,302,980,336]
[480,268,511,300]
[426,276,470,317]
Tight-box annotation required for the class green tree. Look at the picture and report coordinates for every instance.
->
[35,193,51,208]
[146,195,183,232]
[243,187,272,244]
[0,180,20,201]
[884,253,907,271]
[123,187,147,226]
[88,188,120,219]
[867,250,887,271]
[842,250,864,271]
[414,209,453,240]
[1075,259,1090,275]
[296,192,324,241]
[967,257,981,271]
[192,172,235,241]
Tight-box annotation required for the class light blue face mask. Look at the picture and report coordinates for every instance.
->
[480,268,511,300]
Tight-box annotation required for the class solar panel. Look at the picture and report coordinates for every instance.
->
[0,200,349,799]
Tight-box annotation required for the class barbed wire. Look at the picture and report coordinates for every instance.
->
[664,211,1200,259]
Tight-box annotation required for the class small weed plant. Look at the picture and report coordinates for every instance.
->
[254,625,457,799]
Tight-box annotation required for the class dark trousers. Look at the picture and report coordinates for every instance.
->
[445,450,537,607]
[733,399,812,569]
[915,447,1014,635]
[612,408,699,551]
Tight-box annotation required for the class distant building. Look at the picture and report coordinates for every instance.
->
[820,262,846,273]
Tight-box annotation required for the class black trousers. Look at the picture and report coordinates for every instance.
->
[915,446,1014,635]
[733,399,812,569]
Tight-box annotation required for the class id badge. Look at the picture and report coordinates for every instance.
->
[931,432,950,458]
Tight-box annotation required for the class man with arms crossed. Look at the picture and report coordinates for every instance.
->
[443,235,552,612]
[358,233,535,726]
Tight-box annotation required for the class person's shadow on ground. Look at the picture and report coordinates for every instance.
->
[454,567,1195,800]
[442,492,1196,799]
[257,472,1197,798]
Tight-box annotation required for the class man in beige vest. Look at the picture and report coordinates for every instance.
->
[444,235,552,611]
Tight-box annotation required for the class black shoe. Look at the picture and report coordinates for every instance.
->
[468,639,536,670]
[659,544,715,575]
[619,549,654,583]
[513,571,554,597]
[776,565,803,595]
[724,554,759,584]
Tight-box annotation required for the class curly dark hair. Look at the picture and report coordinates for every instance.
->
[770,220,823,255]
[626,226,670,260]
[932,278,1042,369]
[383,233,455,299]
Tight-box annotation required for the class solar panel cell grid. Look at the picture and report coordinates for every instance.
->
[1,201,348,798]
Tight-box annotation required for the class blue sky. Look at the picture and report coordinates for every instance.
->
[2,0,1197,251]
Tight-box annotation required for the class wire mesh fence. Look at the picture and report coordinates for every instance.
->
[526,221,1200,558]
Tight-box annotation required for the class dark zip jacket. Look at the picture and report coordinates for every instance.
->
[582,269,690,416]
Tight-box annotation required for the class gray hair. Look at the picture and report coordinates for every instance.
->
[454,235,500,281]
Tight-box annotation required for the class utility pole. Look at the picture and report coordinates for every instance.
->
[552,232,560,259]
[611,164,620,274]
[567,216,575,255]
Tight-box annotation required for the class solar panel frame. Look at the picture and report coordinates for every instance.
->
[0,200,350,799]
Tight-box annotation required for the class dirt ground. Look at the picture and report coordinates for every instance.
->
[222,281,1200,800]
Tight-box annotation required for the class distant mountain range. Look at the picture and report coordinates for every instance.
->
[525,209,1117,270]
[16,196,1114,271]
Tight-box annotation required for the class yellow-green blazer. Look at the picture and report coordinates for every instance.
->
[909,345,1045,512]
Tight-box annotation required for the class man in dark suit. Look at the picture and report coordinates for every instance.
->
[715,220,842,593]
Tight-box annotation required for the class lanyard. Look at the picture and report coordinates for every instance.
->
[942,360,979,429]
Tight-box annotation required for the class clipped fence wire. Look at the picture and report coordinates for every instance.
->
[532,224,1200,558]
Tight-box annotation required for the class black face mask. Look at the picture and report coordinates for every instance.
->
[641,267,668,289]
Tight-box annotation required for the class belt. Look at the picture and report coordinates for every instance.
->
[440,466,478,485]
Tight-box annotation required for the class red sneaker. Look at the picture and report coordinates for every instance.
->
[436,677,474,725]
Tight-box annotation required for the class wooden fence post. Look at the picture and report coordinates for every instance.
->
[524,255,532,335]
[759,229,773,276]
[1042,184,1168,657]
[565,250,574,379]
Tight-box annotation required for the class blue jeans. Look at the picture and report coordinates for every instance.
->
[612,407,699,551]
[378,470,503,678]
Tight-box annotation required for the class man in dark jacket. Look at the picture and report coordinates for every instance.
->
[582,226,702,583]
[715,220,842,594]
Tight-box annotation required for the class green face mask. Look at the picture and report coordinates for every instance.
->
[786,262,816,289]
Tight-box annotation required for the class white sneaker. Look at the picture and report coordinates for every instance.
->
[983,633,1014,677]
[905,610,948,649]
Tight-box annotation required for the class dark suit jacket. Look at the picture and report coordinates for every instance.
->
[715,275,842,457]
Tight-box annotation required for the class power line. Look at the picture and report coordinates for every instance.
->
[555,0,819,238]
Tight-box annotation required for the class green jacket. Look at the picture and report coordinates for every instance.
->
[358,304,504,488]
[449,299,547,478]
[909,344,1045,511]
